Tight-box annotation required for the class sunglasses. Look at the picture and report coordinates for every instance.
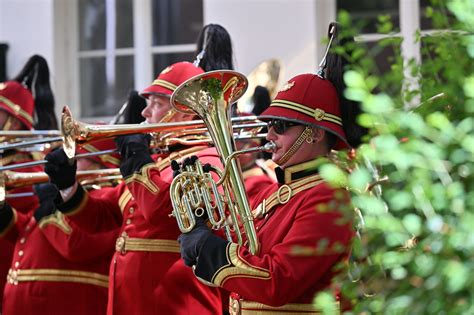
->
[267,119,300,135]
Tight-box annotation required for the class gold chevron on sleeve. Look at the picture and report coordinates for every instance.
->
[212,243,270,286]
[125,163,161,194]
[39,211,72,234]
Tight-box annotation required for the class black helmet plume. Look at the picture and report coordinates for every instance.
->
[13,55,57,130]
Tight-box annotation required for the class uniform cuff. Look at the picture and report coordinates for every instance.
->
[194,233,230,283]
[56,184,86,214]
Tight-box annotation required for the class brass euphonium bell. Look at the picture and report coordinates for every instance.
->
[170,70,274,255]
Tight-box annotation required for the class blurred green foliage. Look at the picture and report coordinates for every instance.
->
[314,0,474,314]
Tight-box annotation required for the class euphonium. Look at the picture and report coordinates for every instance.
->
[169,70,274,255]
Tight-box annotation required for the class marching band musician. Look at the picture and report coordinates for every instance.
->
[1,137,122,315]
[178,24,366,314]
[154,111,276,315]
[43,23,243,315]
[0,55,56,312]
[43,61,219,315]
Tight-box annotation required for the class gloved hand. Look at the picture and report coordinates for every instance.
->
[0,202,14,232]
[33,183,59,222]
[44,148,77,190]
[115,134,153,178]
[178,217,212,267]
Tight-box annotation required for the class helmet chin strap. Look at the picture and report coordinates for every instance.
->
[2,115,14,131]
[276,126,313,166]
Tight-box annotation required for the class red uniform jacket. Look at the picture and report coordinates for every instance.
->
[154,165,276,314]
[193,159,354,314]
[60,146,223,315]
[1,191,118,315]
[0,152,40,311]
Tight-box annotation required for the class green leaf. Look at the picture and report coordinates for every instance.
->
[352,195,387,215]
[362,94,394,114]
[463,76,474,98]
[348,168,371,192]
[319,164,348,188]
[443,260,469,293]
[344,70,366,89]
[313,292,338,315]
[402,214,422,235]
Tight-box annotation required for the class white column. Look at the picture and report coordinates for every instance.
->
[53,0,80,118]
[400,0,421,109]
[133,0,153,91]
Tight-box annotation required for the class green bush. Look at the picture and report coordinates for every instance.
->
[314,1,474,314]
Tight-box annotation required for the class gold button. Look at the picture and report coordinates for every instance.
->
[20,238,26,244]
[18,250,24,257]
[129,207,135,214]
[126,219,132,225]
[14,262,19,268]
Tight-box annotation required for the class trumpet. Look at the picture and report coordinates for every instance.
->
[169,70,275,255]
[61,106,267,159]
[0,168,121,201]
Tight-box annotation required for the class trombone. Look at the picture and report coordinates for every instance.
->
[0,168,121,200]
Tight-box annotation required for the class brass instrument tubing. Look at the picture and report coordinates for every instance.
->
[0,149,117,172]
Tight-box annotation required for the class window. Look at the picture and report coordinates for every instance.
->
[77,0,203,119]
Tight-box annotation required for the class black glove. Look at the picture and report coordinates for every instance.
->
[178,217,212,267]
[115,134,153,178]
[171,159,181,178]
[0,203,14,232]
[33,183,59,222]
[44,148,77,190]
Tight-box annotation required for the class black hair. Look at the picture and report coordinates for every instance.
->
[195,24,234,71]
[13,55,57,130]
[251,86,271,116]
[325,22,368,148]
[123,90,146,124]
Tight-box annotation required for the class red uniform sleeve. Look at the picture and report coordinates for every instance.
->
[39,211,119,263]
[56,184,124,232]
[125,149,223,226]
[0,210,30,244]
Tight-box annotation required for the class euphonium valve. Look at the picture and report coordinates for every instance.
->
[170,70,270,255]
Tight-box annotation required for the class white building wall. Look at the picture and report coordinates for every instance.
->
[0,0,55,78]
[204,0,320,81]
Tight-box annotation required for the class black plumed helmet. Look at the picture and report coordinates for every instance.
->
[13,55,57,130]
[194,24,234,71]
[324,22,368,148]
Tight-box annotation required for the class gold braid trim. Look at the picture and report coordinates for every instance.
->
[252,175,323,218]
[230,296,340,314]
[118,189,133,214]
[125,163,161,194]
[38,211,72,234]
[0,95,33,124]
[213,243,270,286]
[7,268,109,288]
